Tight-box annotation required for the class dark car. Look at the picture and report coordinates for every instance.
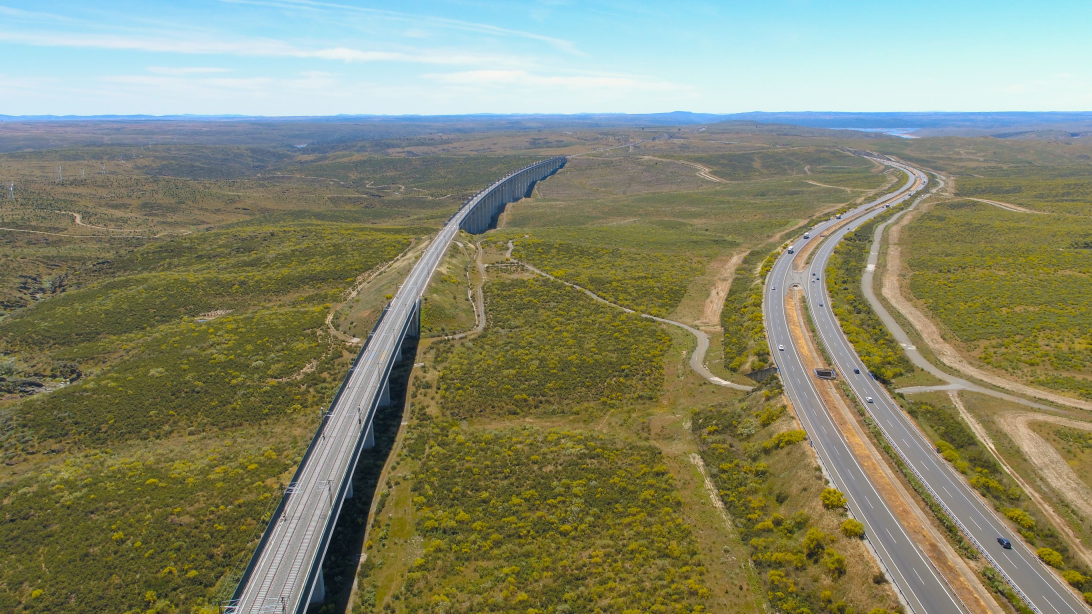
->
[853,368,860,374]
[997,537,1012,549]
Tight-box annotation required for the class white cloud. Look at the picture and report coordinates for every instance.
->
[147,66,232,75]
[424,69,686,93]
[218,0,582,55]
[0,30,527,67]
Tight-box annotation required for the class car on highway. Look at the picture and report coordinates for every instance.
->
[778,345,785,351]
[853,368,860,374]
[998,537,1012,549]
[866,396,874,403]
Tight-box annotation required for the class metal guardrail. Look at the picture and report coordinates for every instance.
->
[810,166,1048,614]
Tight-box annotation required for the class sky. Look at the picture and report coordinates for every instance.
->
[1,0,1091,116]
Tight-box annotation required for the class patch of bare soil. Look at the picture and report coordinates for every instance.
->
[696,251,748,327]
[997,412,1092,527]
[804,180,857,192]
[882,202,1092,412]
[949,393,1092,568]
[786,290,1000,614]
[638,155,726,183]
[965,198,1047,214]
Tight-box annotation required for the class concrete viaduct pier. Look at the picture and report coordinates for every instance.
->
[225,156,565,614]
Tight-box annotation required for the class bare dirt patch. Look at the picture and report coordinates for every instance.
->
[949,392,1092,568]
[696,250,748,327]
[996,412,1092,528]
[965,198,1047,215]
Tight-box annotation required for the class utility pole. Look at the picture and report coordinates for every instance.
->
[57,165,63,184]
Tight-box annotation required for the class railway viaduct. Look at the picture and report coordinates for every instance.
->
[226,156,565,614]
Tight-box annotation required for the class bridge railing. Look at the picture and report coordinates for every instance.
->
[297,298,422,610]
[224,303,393,607]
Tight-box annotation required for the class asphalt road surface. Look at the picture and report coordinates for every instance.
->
[765,161,970,614]
[801,163,1089,614]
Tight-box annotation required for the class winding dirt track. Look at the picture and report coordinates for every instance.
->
[638,156,726,183]
[965,198,1046,215]
[697,251,748,327]
[508,242,752,391]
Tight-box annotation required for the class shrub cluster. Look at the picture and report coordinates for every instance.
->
[434,277,670,415]
[368,425,710,613]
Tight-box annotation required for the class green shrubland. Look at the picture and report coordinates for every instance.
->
[0,435,297,614]
[722,250,778,372]
[506,225,721,316]
[957,166,1092,215]
[355,424,710,613]
[903,200,1092,398]
[692,379,897,614]
[825,215,912,382]
[432,276,670,415]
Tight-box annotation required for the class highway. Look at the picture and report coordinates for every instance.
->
[770,155,1089,614]
[229,157,565,614]
[801,162,1089,614]
[764,162,968,613]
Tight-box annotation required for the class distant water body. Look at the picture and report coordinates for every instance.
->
[839,127,919,139]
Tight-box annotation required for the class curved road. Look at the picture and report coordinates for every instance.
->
[771,156,1088,614]
[765,162,969,614]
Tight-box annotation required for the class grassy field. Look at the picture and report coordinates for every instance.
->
[693,380,901,614]
[0,131,558,613]
[505,225,724,316]
[902,200,1092,400]
[433,274,671,415]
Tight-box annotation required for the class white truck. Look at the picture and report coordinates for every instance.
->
[787,245,795,254]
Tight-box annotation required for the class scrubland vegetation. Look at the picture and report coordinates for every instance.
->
[956,166,1092,216]
[826,215,912,382]
[0,131,551,612]
[692,379,899,614]
[721,250,777,372]
[506,225,723,316]
[903,200,1092,399]
[378,425,710,613]
[433,276,670,414]
[0,123,954,614]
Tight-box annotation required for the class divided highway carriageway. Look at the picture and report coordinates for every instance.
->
[226,157,565,614]
[767,154,1089,614]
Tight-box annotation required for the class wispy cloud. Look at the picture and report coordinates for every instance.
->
[219,0,582,55]
[148,66,232,76]
[424,69,686,93]
[0,30,525,67]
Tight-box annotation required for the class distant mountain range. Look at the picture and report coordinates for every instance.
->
[4,110,1091,131]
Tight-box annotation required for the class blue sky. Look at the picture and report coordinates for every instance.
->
[1,0,1090,116]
